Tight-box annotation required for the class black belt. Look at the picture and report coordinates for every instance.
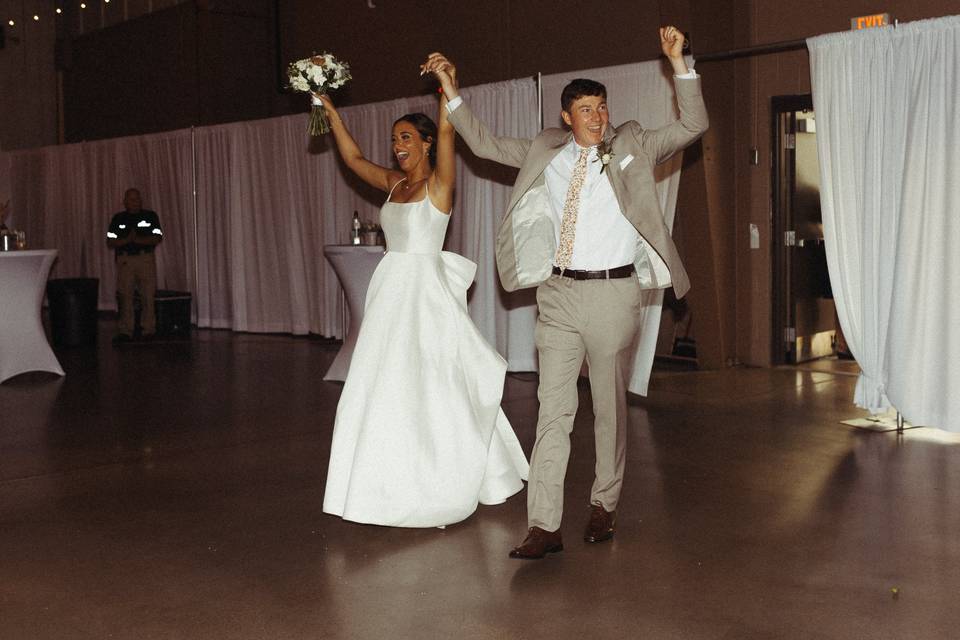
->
[552,264,635,280]
[116,247,155,257]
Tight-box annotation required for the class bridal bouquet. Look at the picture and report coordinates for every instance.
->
[287,53,352,136]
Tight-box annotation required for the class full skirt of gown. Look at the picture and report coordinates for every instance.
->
[322,249,529,527]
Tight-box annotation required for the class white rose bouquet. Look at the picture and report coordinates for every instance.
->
[287,53,352,136]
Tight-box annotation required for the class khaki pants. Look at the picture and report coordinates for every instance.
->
[116,252,157,336]
[527,274,643,532]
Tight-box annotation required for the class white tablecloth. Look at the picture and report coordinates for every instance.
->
[0,250,65,383]
[322,245,386,381]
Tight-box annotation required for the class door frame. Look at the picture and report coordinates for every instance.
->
[770,94,814,365]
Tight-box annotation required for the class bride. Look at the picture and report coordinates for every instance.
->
[319,68,528,528]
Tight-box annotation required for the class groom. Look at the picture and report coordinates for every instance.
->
[425,26,708,559]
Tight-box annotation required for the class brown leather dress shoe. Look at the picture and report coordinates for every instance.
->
[583,504,616,543]
[508,526,563,559]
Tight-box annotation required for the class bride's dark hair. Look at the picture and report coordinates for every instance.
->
[394,113,438,167]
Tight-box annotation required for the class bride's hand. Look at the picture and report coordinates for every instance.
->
[312,93,343,130]
[312,92,335,109]
[420,53,458,96]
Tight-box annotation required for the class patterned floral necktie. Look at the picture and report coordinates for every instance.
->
[554,147,590,270]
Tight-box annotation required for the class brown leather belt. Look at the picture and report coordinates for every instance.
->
[552,264,635,280]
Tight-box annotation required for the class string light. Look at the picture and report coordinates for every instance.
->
[3,1,160,37]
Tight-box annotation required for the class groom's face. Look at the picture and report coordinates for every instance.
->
[561,95,609,147]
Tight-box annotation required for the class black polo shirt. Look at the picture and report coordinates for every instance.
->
[107,209,163,257]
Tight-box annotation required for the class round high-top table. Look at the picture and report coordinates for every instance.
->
[0,250,65,383]
[322,244,385,381]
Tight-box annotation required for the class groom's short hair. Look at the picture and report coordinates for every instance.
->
[560,79,607,113]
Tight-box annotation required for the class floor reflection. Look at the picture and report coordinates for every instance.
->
[2,320,960,639]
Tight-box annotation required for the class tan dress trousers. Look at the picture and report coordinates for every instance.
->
[527,273,643,532]
[116,252,158,336]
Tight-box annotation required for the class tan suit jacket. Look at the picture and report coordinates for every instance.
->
[448,76,708,298]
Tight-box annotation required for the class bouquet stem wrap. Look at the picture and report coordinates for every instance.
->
[309,94,330,136]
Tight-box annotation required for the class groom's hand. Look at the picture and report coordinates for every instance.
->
[659,26,690,75]
[659,26,684,59]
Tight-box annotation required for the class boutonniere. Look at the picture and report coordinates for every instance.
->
[594,137,616,174]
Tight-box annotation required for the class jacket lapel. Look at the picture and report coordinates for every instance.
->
[603,125,632,224]
[601,124,621,187]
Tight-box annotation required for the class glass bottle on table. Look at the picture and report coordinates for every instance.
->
[351,211,361,245]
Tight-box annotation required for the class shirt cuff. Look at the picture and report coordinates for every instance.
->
[675,69,699,79]
[445,95,463,113]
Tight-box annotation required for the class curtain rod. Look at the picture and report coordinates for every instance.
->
[695,38,808,63]
[528,37,809,90]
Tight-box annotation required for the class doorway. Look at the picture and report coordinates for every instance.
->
[771,95,839,365]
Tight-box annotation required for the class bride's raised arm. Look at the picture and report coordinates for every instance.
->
[316,94,403,193]
[425,64,456,214]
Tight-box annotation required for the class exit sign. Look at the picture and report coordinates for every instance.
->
[851,13,891,29]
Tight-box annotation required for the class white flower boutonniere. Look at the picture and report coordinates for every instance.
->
[594,137,616,174]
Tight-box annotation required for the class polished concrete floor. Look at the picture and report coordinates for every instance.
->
[2,321,960,639]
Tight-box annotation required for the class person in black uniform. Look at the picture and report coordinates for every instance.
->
[106,188,163,342]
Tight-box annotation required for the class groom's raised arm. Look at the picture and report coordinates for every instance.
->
[422,52,532,169]
[632,26,709,165]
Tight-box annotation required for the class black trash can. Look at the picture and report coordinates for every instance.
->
[46,278,100,347]
[155,290,192,337]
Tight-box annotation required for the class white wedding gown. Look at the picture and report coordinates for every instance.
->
[322,183,529,527]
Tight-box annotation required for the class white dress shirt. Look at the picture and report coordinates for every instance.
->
[544,140,640,270]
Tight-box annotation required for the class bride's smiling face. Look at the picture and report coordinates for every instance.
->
[392,121,431,171]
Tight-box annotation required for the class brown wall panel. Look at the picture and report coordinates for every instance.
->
[63,1,276,142]
[0,0,59,152]
[682,0,739,368]
[63,4,200,142]
[196,3,274,127]
[505,2,662,77]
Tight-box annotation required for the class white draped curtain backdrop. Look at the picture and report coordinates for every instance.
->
[808,15,960,430]
[1,63,688,386]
